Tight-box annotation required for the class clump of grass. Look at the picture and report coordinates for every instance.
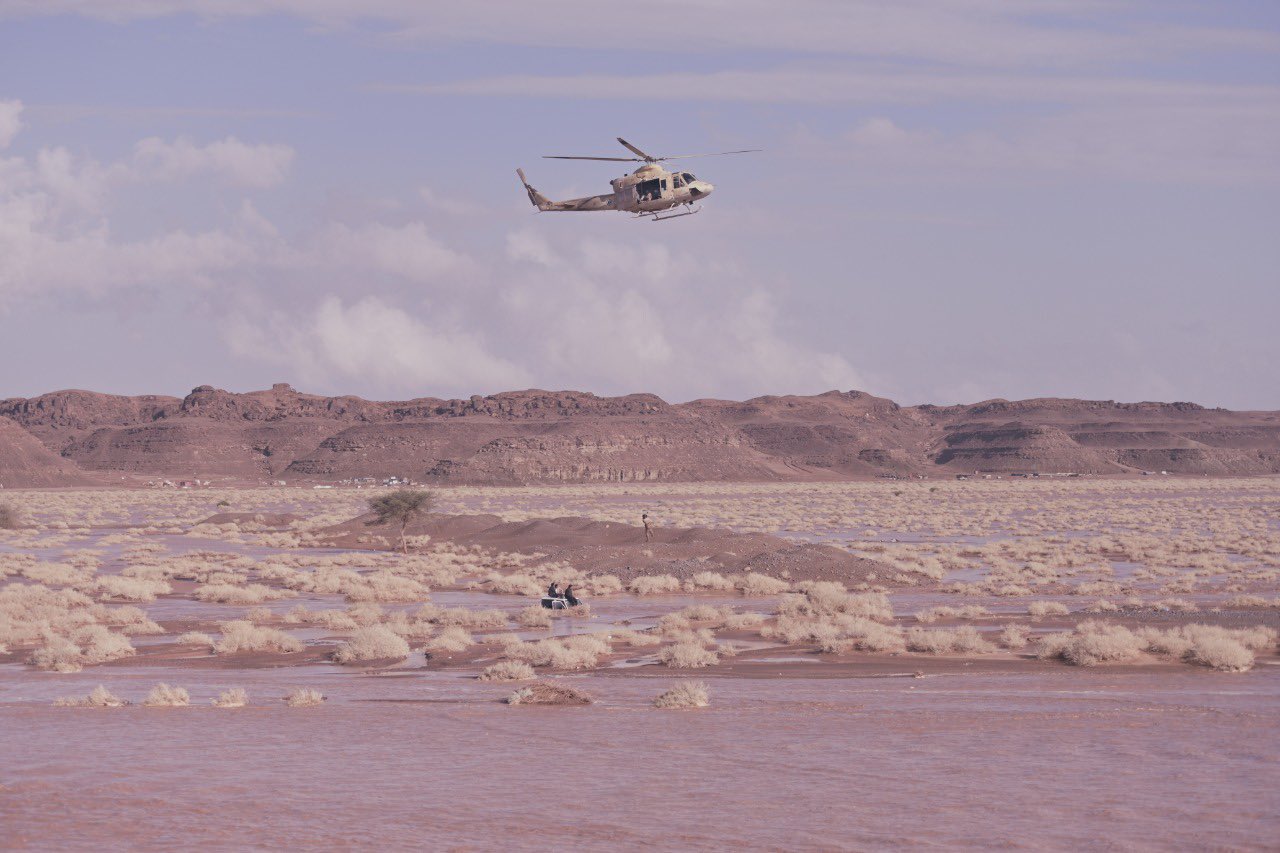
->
[915,605,992,623]
[478,660,536,682]
[426,626,474,653]
[658,641,719,668]
[54,685,128,707]
[504,634,610,669]
[29,625,136,672]
[737,573,789,596]
[628,575,681,595]
[213,687,249,708]
[1027,601,1069,618]
[998,624,1031,649]
[284,687,325,706]
[505,681,592,706]
[1037,621,1144,666]
[176,631,214,649]
[516,605,553,629]
[143,683,190,707]
[214,621,304,654]
[684,572,735,592]
[904,626,996,655]
[654,681,710,709]
[332,626,410,663]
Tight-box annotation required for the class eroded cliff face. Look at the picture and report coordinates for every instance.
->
[2,384,1278,484]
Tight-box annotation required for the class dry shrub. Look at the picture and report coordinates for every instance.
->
[213,687,249,707]
[95,576,172,602]
[0,502,18,529]
[1152,598,1199,613]
[332,626,410,663]
[54,685,128,707]
[343,572,430,603]
[821,618,906,654]
[780,585,895,626]
[418,605,508,630]
[684,572,735,592]
[915,605,992,623]
[176,631,214,649]
[516,605,553,629]
[583,574,623,596]
[1139,624,1276,672]
[143,683,190,707]
[506,681,592,706]
[29,625,136,672]
[194,583,293,605]
[628,575,681,595]
[284,687,325,706]
[721,612,766,631]
[485,572,544,596]
[610,629,661,648]
[214,621,304,654]
[1222,595,1270,608]
[738,573,789,596]
[478,660,537,682]
[505,634,611,669]
[904,626,996,655]
[427,626,474,653]
[658,641,719,668]
[1037,621,1144,666]
[999,624,1031,649]
[244,606,273,623]
[284,606,358,631]
[1027,601,1069,618]
[1086,600,1120,613]
[654,681,710,709]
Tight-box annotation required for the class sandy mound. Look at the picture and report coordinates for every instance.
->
[0,418,90,487]
[322,512,892,585]
[198,512,303,528]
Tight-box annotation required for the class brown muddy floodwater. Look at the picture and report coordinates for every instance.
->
[3,664,1277,851]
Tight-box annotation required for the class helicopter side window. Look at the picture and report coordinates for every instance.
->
[636,178,663,201]
[672,174,685,188]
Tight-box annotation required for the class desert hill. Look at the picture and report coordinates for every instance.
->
[1,384,1277,485]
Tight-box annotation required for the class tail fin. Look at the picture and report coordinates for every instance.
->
[516,168,551,210]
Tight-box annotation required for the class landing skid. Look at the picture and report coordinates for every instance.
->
[635,204,701,222]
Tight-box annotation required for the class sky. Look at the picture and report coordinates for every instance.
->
[1,1,1278,408]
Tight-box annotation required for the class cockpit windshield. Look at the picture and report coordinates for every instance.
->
[682,172,696,183]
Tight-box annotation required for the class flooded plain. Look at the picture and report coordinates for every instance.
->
[2,480,1278,850]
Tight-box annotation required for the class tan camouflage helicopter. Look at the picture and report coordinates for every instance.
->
[517,137,760,221]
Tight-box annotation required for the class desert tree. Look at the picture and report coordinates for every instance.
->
[367,489,435,553]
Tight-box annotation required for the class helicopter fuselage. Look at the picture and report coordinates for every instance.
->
[517,163,714,216]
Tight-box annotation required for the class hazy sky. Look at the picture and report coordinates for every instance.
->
[1,2,1277,408]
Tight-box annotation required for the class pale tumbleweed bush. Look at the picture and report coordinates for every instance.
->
[214,621,304,654]
[143,683,190,707]
[54,685,128,707]
[478,660,537,682]
[213,687,249,707]
[332,626,411,663]
[654,681,710,709]
[284,687,325,706]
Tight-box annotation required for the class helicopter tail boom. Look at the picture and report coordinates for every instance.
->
[516,168,553,210]
[516,168,616,212]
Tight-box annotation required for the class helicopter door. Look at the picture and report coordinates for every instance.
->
[635,178,665,202]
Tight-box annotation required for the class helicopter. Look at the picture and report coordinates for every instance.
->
[516,137,760,221]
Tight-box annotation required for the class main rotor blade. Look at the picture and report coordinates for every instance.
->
[656,149,763,160]
[543,155,641,161]
[617,137,658,161]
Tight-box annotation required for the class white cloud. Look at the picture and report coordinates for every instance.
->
[226,295,531,395]
[133,135,294,187]
[315,221,471,281]
[0,99,22,149]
